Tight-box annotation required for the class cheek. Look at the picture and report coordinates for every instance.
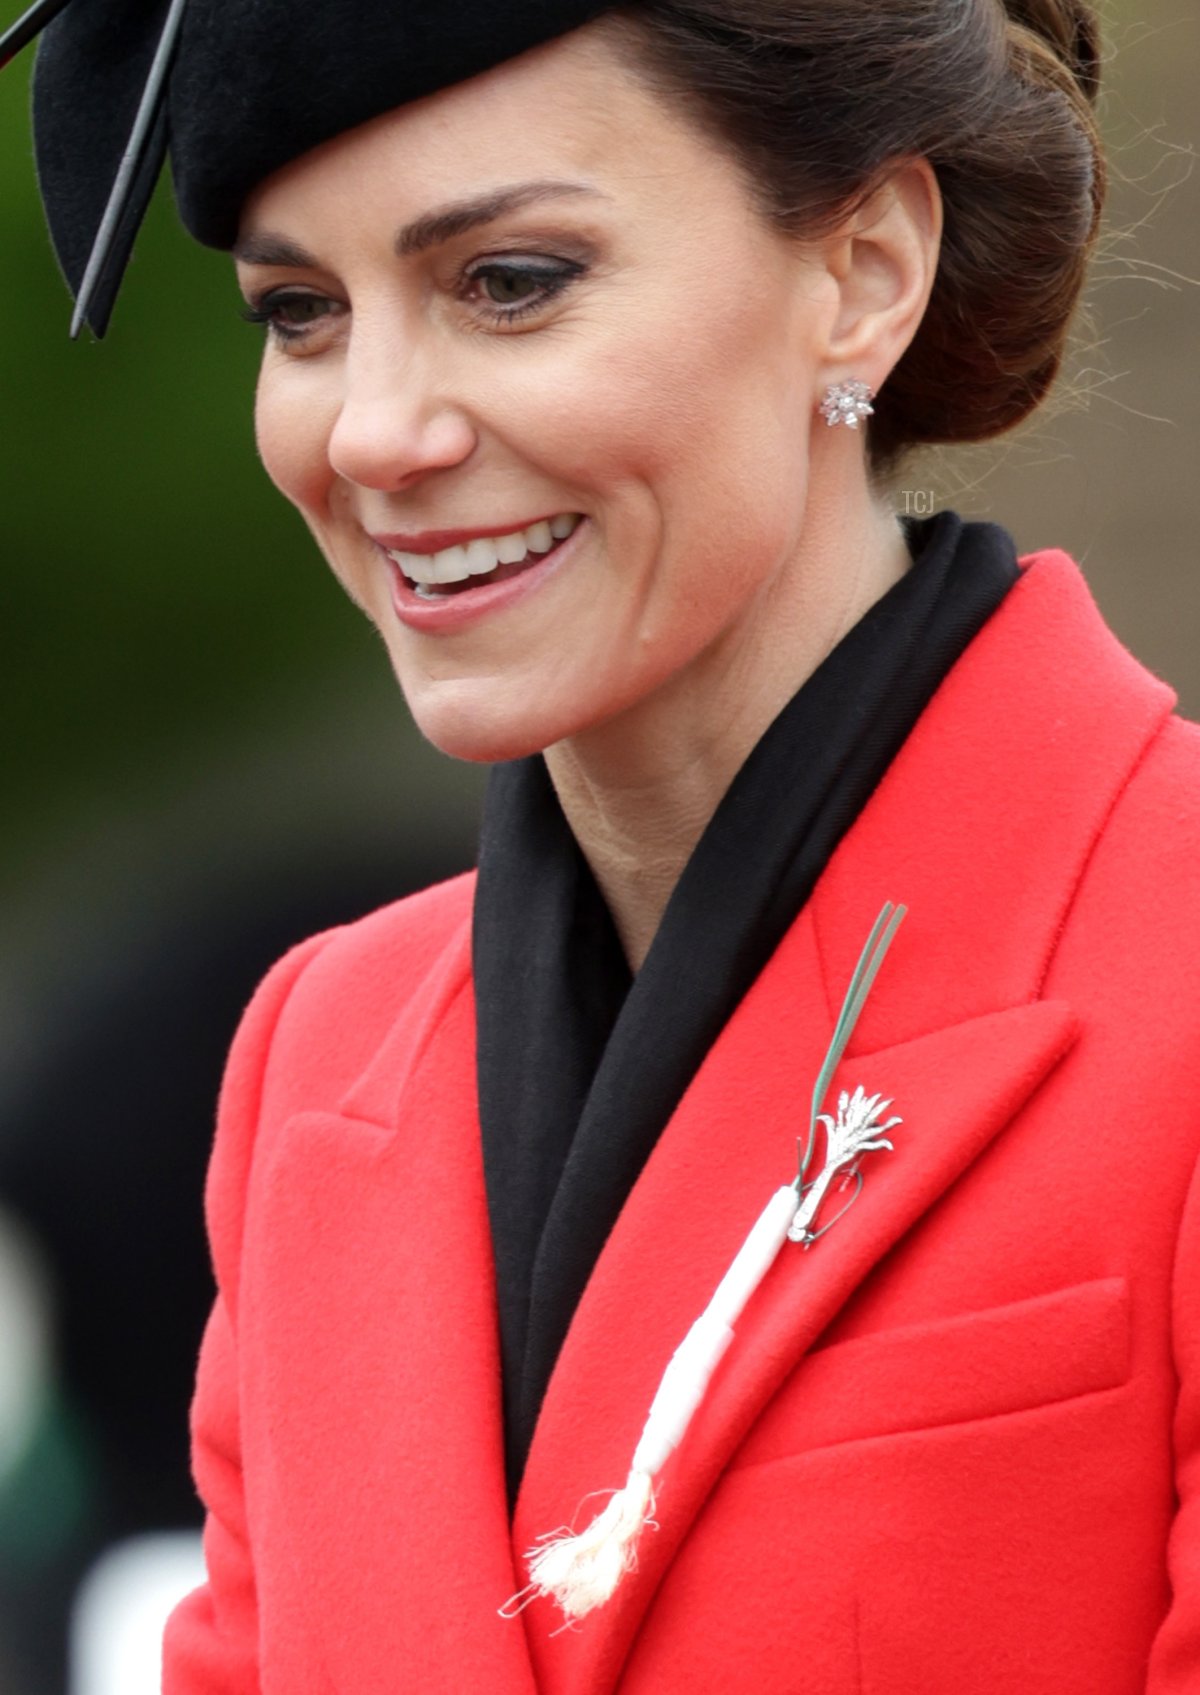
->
[253,364,377,613]
[254,363,334,515]
[558,275,811,517]
[567,311,810,593]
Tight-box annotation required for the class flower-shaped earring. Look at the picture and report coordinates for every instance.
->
[819,378,875,429]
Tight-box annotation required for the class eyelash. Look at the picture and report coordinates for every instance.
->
[241,256,585,346]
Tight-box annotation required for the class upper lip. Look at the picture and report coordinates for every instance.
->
[369,513,572,556]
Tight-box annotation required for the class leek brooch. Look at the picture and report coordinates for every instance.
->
[501,901,906,1625]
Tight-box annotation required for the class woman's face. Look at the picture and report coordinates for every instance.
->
[236,23,840,762]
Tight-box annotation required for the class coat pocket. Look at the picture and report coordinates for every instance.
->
[730,1276,1131,1470]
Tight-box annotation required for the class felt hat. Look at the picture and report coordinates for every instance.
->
[2,0,615,336]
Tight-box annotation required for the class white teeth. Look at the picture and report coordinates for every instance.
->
[495,531,528,565]
[387,513,581,590]
[466,537,501,576]
[388,550,438,584]
[432,544,471,584]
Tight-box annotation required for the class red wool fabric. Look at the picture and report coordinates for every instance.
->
[163,551,1200,1694]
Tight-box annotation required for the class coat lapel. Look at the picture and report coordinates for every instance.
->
[513,552,1175,1694]
[241,919,539,1694]
[811,547,1175,1056]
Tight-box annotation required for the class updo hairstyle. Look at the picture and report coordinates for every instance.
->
[605,0,1105,469]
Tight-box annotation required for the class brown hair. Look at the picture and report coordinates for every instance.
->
[604,0,1105,470]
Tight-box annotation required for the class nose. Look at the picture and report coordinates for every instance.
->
[327,330,478,491]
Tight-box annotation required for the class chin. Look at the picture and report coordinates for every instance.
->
[393,648,663,764]
[399,679,571,766]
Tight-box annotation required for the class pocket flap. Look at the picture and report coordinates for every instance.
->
[732,1276,1131,1469]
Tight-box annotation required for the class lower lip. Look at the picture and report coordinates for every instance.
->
[383,520,588,634]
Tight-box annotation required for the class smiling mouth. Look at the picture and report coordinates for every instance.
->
[385,513,582,598]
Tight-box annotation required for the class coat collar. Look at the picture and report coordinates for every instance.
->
[811,548,1174,1052]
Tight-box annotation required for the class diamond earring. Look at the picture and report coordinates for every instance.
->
[819,379,875,430]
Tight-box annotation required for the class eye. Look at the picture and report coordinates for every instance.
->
[480,269,544,307]
[463,257,585,323]
[241,290,342,345]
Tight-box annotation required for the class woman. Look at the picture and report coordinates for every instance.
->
[9,0,1200,1689]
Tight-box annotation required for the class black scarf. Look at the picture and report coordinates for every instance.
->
[473,510,1019,1500]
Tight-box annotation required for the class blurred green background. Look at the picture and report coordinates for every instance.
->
[0,2,1197,1688]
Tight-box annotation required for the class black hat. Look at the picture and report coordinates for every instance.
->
[3,0,615,337]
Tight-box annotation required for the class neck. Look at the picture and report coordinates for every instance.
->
[545,489,911,971]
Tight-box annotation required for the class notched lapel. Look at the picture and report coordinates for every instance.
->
[336,910,472,1127]
[240,955,537,1693]
[515,993,1078,1695]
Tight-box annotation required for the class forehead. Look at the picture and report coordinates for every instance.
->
[237,24,715,237]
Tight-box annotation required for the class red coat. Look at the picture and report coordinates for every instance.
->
[163,550,1200,1693]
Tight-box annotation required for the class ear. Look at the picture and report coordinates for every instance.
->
[817,158,942,391]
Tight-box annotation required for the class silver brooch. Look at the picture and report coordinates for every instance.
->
[787,1086,902,1244]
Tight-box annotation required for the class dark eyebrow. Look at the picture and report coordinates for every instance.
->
[233,182,604,270]
[394,181,605,257]
[231,233,320,267]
